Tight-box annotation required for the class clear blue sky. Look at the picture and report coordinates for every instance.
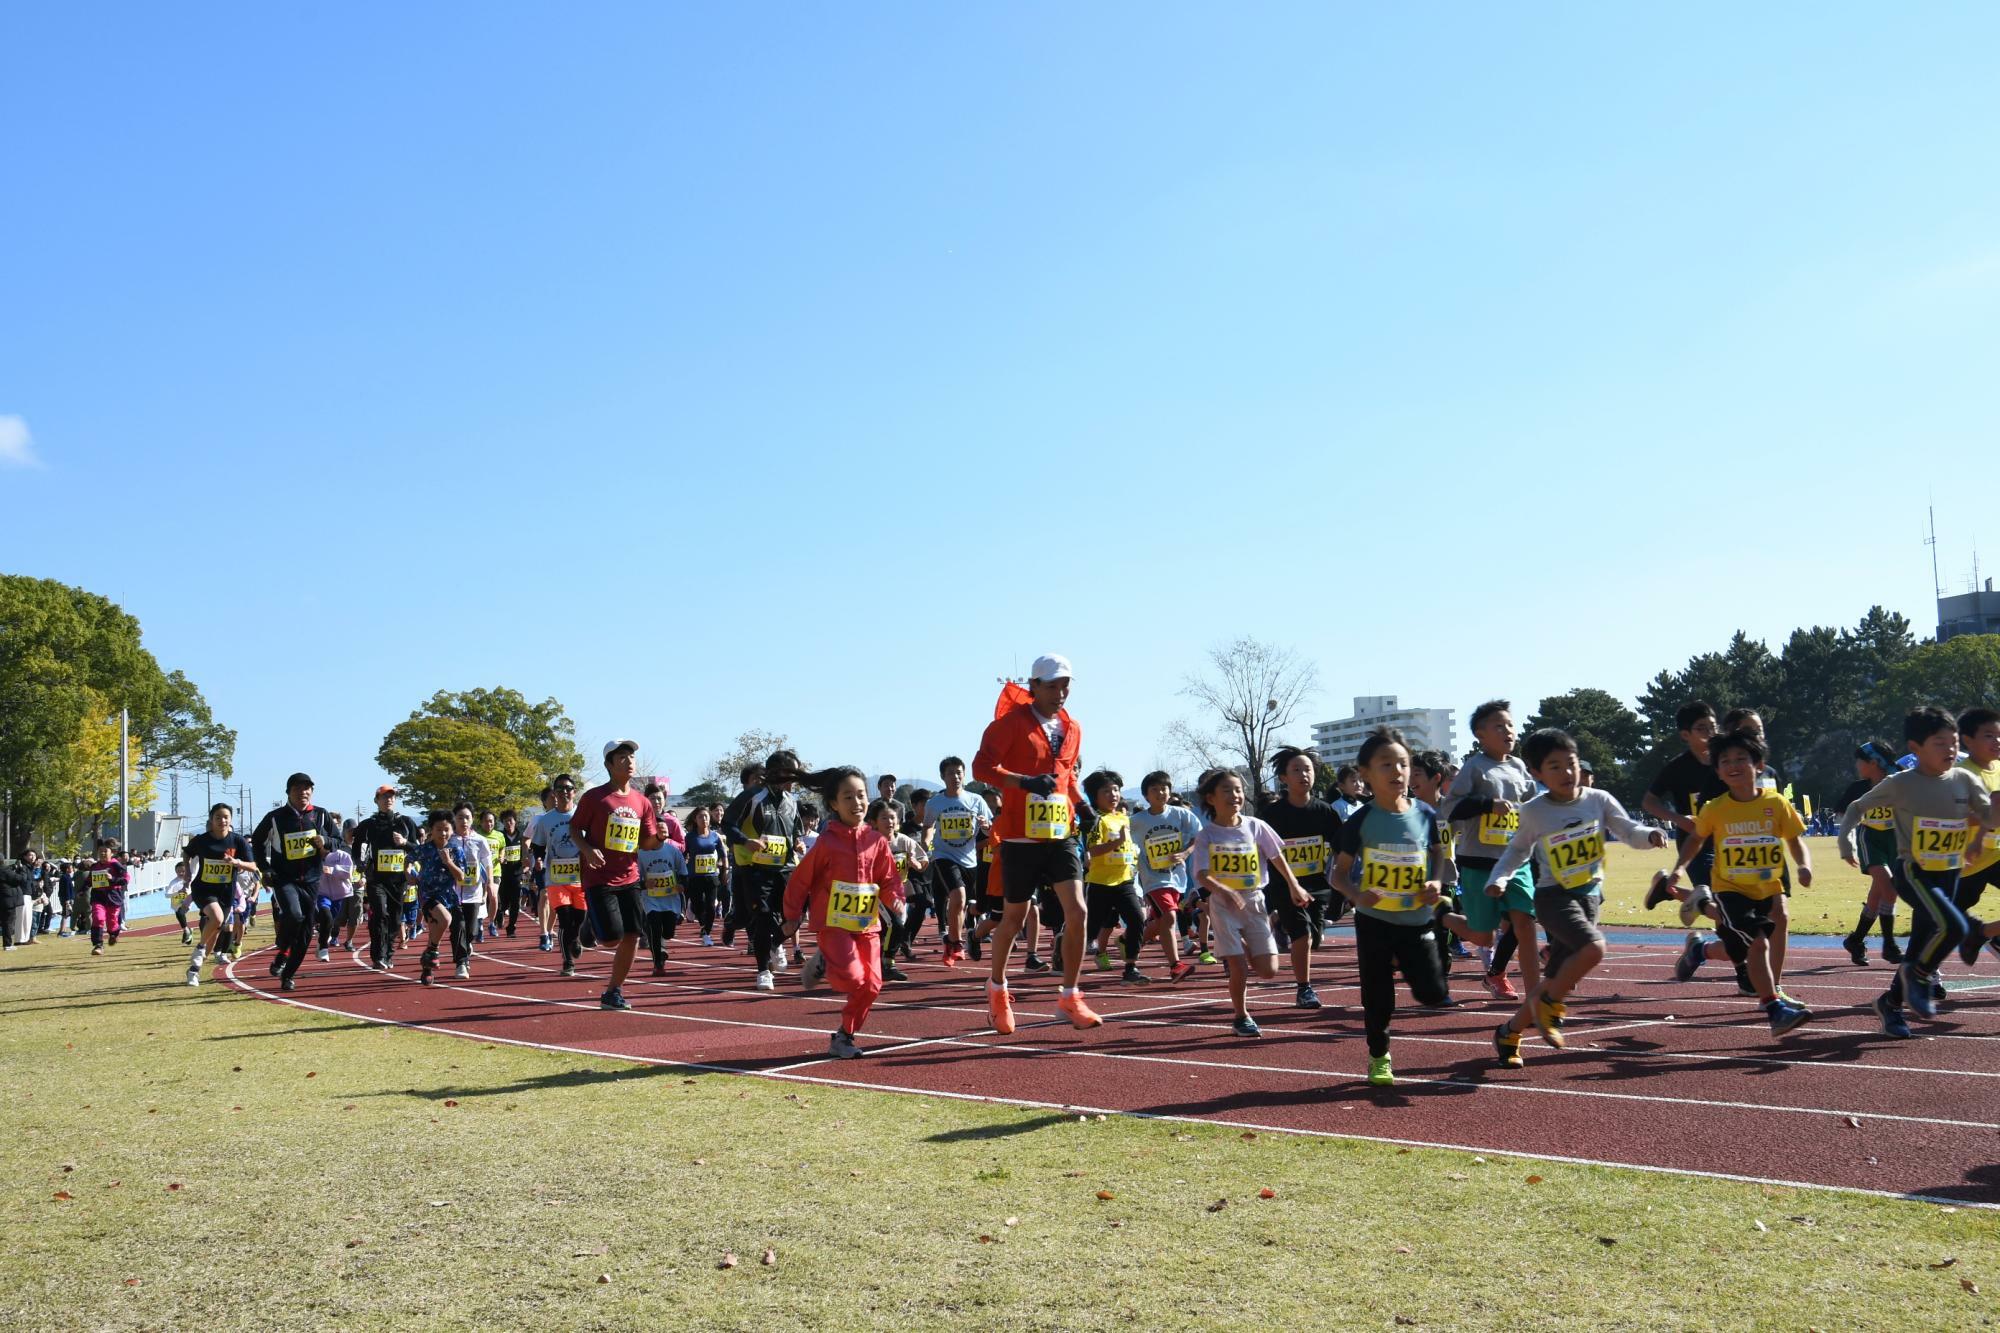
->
[4,3,1997,814]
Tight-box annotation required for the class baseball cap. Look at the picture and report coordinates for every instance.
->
[1030,654,1073,683]
[603,738,640,761]
[286,772,314,791]
[374,784,398,797]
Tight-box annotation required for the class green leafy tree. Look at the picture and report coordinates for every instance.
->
[1871,636,2000,736]
[702,729,795,793]
[376,717,543,811]
[1526,688,1646,804]
[679,780,731,809]
[408,687,585,780]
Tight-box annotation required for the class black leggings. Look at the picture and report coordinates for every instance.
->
[270,882,315,979]
[645,908,681,964]
[685,879,719,935]
[1085,883,1145,961]
[556,904,587,965]
[498,873,522,933]
[1354,912,1450,1058]
[450,900,476,966]
[315,897,345,948]
[365,884,403,967]
[736,870,785,971]
[1886,862,1969,1007]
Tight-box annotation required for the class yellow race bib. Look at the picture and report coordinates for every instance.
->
[1208,847,1260,893]
[547,857,581,886]
[1718,834,1783,883]
[1477,809,1519,848]
[1025,797,1071,841]
[1911,818,1969,872]
[692,852,720,876]
[605,809,641,854]
[1144,832,1183,872]
[503,844,522,863]
[938,813,975,844]
[402,884,418,904]
[751,835,788,867]
[199,859,233,884]
[1361,845,1425,909]
[282,830,316,861]
[90,870,111,890]
[644,870,679,899]
[1860,804,1895,831]
[1281,837,1328,877]
[1544,825,1606,890]
[825,880,879,932]
[375,849,407,875]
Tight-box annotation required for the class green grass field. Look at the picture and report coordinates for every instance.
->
[1597,837,1874,933]
[4,928,1994,1331]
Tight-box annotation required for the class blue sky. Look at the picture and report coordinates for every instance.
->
[4,3,1998,815]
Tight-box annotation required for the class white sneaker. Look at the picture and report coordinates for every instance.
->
[185,968,201,987]
[773,944,790,972]
[1476,945,1493,970]
[316,947,330,962]
[755,969,775,992]
[455,963,470,980]
[700,934,714,947]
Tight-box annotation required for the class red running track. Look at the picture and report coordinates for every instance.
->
[221,929,2000,1207]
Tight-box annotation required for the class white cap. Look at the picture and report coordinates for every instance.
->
[602,738,640,761]
[1030,654,1073,683]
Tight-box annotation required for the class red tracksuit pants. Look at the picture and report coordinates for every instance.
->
[822,927,883,1034]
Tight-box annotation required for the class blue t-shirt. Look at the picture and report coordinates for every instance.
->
[925,791,993,869]
[1128,805,1204,893]
[683,830,726,881]
[637,843,689,912]
[1335,801,1439,926]
[412,843,458,903]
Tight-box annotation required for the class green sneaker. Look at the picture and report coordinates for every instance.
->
[1366,1055,1395,1087]
[1198,950,1217,965]
[1094,951,1115,972]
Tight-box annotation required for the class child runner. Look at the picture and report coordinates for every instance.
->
[785,766,908,1059]
[1837,706,1986,1036]
[1642,702,1729,931]
[636,835,690,976]
[1490,729,1667,1067]
[868,799,927,982]
[1256,747,1343,1010]
[84,838,130,955]
[1410,749,1464,976]
[182,804,259,986]
[531,778,579,955]
[682,805,728,946]
[1952,707,2000,968]
[1660,729,1814,1034]
[1127,772,1201,983]
[898,788,933,961]
[1439,699,1541,1003]
[1332,729,1452,1087]
[1081,770,1150,984]
[446,804,492,979]
[1191,769,1310,1041]
[922,756,993,967]
[315,839,355,963]
[1836,741,1904,965]
[411,812,461,987]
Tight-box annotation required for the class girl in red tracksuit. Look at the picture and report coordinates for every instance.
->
[783,766,906,1061]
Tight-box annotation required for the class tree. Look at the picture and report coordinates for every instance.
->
[408,687,585,779]
[701,729,795,792]
[1526,688,1646,804]
[679,780,730,809]
[1872,636,2000,734]
[1172,638,1319,807]
[376,717,543,811]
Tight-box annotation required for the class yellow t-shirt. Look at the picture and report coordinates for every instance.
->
[1694,791,1803,900]
[1084,810,1138,886]
[1959,758,2000,874]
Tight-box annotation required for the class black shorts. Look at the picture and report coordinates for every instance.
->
[587,884,643,944]
[932,860,972,898]
[1274,888,1334,944]
[999,840,1082,905]
[1956,861,2000,911]
[191,885,234,913]
[1717,891,1778,939]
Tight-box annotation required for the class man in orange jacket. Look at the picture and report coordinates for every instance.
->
[972,653,1102,1036]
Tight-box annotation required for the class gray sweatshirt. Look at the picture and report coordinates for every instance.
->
[1441,751,1540,866]
[1487,788,1659,893]
[1837,767,1993,869]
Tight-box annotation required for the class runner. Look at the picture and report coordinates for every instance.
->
[83,838,129,955]
[569,739,667,1011]
[721,752,803,992]
[248,773,344,991]
[871,799,928,983]
[531,777,587,974]
[478,810,507,940]
[898,787,934,960]
[645,781,687,849]
[1642,702,1729,929]
[1438,700,1541,1003]
[1081,770,1150,983]
[314,835,356,962]
[351,787,420,970]
[636,832,690,975]
[1128,772,1201,982]
[784,766,908,1058]
[1952,707,2000,968]
[720,763,764,949]
[529,784,557,950]
[1837,706,1988,1037]
[1192,769,1312,1039]
[447,803,493,978]
[683,805,727,945]
[1835,742,1903,966]
[494,810,527,938]
[1255,746,1343,1009]
[921,756,992,967]
[411,811,462,987]
[972,655,1101,1035]
[180,803,259,986]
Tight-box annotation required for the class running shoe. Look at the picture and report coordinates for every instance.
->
[1198,950,1217,965]
[1480,972,1518,1001]
[1122,964,1151,984]
[1366,1055,1395,1087]
[281,977,296,991]
[988,987,1016,1035]
[1677,896,1703,929]
[941,945,962,968]
[884,964,910,983]
[828,1030,862,1060]
[1493,1023,1523,1069]
[1775,988,1803,1007]
[1734,970,1757,996]
[1232,1014,1261,1038]
[1958,923,1990,969]
[1476,945,1493,971]
[1643,870,1676,912]
[1766,999,1811,1036]
[1881,937,1903,964]
[268,956,283,976]
[1057,992,1102,1029]
[1169,960,1197,984]
[1904,963,1938,1020]
[773,944,790,972]
[601,988,631,1011]
[754,969,775,992]
[560,961,576,977]
[1874,992,1912,1039]
[1673,932,1708,983]
[455,963,470,980]
[1449,941,1473,960]
[651,962,666,977]
[58,929,71,938]
[700,934,714,947]
[1094,951,1115,972]
[1023,953,1051,974]
[1296,983,1322,1010]
[1843,933,1869,967]
[1532,993,1567,1048]
[186,968,201,988]
[540,934,554,952]
[800,953,827,992]
[317,947,330,963]
[1932,977,1948,1005]
[180,932,193,946]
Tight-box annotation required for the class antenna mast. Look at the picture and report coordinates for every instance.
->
[1927,505,1942,600]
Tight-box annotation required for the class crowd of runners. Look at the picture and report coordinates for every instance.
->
[18,653,2000,1088]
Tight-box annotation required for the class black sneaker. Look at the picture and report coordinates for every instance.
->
[280,977,296,992]
[1122,964,1151,983]
[1881,937,1904,965]
[1842,933,1869,966]
[1296,983,1322,1009]
[1958,921,1989,969]
[966,936,983,962]
[268,957,284,977]
[884,964,910,983]
[601,988,631,1011]
[1023,953,1051,974]
[1643,870,1676,912]
[560,961,576,978]
[1733,967,1756,996]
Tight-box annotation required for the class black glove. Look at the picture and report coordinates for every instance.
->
[1016,774,1059,797]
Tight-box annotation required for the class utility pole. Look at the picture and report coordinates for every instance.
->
[118,708,130,850]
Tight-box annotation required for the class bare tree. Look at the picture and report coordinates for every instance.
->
[1175,638,1320,807]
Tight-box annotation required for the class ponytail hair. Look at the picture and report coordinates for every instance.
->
[796,765,865,807]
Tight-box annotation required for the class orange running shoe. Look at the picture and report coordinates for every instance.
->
[988,986,1016,1035]
[1058,991,1103,1030]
